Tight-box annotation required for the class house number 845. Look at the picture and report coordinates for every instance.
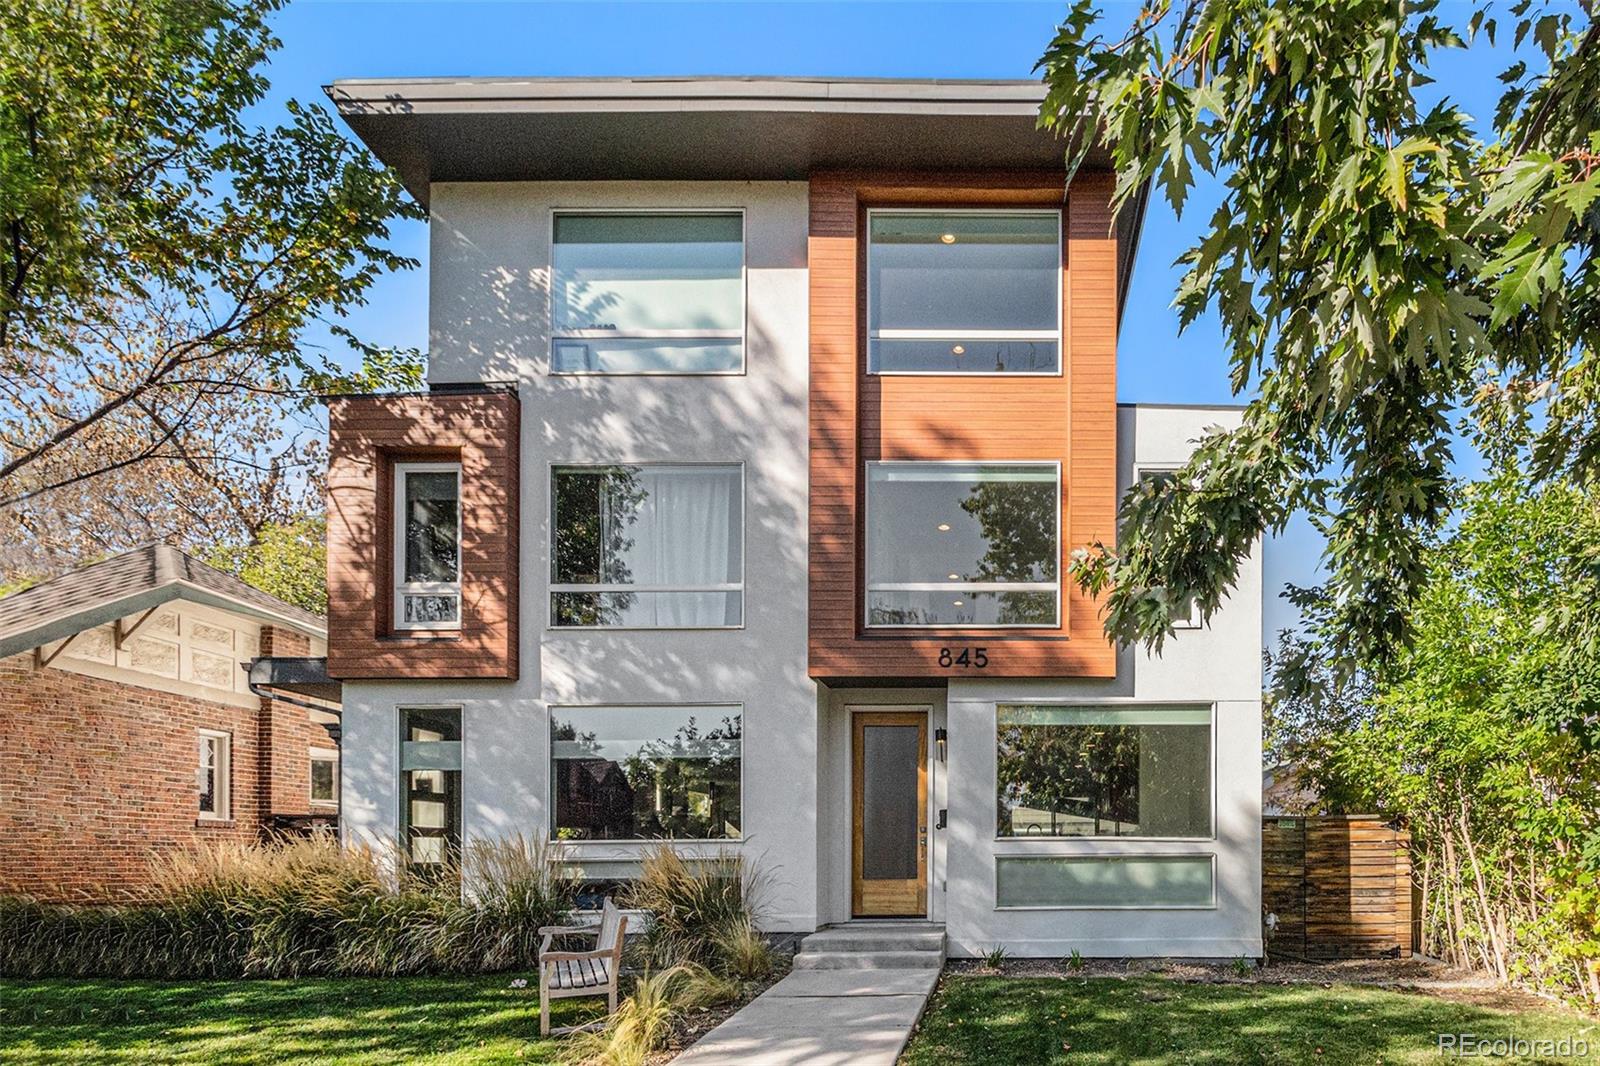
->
[938,647,988,669]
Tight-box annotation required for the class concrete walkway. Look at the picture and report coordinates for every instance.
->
[673,968,940,1066]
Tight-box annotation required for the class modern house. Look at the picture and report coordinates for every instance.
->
[312,76,1263,958]
[0,545,339,901]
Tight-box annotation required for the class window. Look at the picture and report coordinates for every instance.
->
[552,705,741,841]
[551,212,744,373]
[400,708,462,875]
[393,463,461,630]
[197,730,231,820]
[865,462,1059,628]
[551,464,743,628]
[867,209,1060,374]
[310,747,338,806]
[1135,468,1200,628]
[996,705,1212,838]
[995,855,1215,909]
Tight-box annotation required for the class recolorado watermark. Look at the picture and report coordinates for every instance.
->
[1438,1033,1591,1058]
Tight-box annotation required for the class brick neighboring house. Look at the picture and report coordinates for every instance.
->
[0,545,340,901]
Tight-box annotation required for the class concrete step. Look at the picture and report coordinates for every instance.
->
[797,928,946,954]
[792,949,945,971]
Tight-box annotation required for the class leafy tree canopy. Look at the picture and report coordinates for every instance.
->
[206,514,328,615]
[1044,0,1600,664]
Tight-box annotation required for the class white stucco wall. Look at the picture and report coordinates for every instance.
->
[342,181,819,931]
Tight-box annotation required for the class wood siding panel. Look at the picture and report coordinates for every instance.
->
[808,171,1118,681]
[325,390,519,680]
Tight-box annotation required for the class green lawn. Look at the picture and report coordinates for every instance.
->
[904,975,1598,1066]
[0,976,604,1065]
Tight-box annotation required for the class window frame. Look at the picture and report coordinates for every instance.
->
[548,208,749,377]
[1132,466,1200,628]
[548,701,746,844]
[991,701,1218,843]
[865,206,1064,378]
[862,459,1063,630]
[392,461,464,633]
[309,746,339,808]
[547,461,747,631]
[197,729,231,821]
[993,853,1219,911]
[397,705,465,873]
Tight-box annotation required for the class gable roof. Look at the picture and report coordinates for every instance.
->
[0,544,325,661]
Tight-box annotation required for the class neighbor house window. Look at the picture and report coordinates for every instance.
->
[552,705,741,840]
[996,705,1212,838]
[393,463,461,630]
[551,212,744,373]
[1135,468,1199,628]
[865,462,1059,627]
[197,730,231,820]
[551,464,743,628]
[867,209,1060,374]
[399,708,462,874]
[310,747,338,806]
[995,855,1215,909]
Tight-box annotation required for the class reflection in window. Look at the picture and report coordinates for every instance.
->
[310,748,338,805]
[400,708,462,877]
[865,462,1059,627]
[868,210,1059,374]
[552,213,744,373]
[394,463,461,630]
[996,705,1212,838]
[551,465,743,628]
[552,705,741,840]
[197,730,230,819]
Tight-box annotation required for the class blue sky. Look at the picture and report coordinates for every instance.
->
[260,0,1517,640]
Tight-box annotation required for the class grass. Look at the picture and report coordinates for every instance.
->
[0,975,603,1065]
[904,975,1599,1066]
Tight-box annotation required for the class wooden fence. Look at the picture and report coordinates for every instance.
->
[1263,815,1414,960]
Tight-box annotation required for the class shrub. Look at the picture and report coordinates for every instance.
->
[566,964,739,1066]
[711,915,775,982]
[463,832,579,971]
[623,845,764,972]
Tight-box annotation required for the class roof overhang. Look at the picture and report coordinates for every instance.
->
[248,656,342,708]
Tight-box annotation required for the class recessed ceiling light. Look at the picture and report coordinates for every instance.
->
[952,599,965,606]
[947,572,960,581]
[951,345,966,355]
[936,523,951,532]
[940,233,956,244]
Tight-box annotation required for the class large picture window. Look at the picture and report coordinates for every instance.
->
[552,705,741,841]
[551,464,743,628]
[400,708,462,875]
[996,704,1212,838]
[551,212,744,374]
[393,463,461,630]
[867,209,1060,374]
[865,462,1059,627]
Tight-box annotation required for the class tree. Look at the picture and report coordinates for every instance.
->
[206,514,328,614]
[0,0,422,573]
[1042,0,1600,663]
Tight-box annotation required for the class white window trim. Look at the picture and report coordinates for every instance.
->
[865,207,1063,377]
[547,462,746,631]
[863,459,1062,630]
[197,729,231,821]
[1133,466,1200,628]
[549,702,745,845]
[548,208,748,377]
[992,700,1218,843]
[392,462,463,632]
[309,746,339,807]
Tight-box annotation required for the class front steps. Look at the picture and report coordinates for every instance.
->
[792,921,946,970]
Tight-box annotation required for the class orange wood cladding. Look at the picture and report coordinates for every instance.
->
[808,170,1119,682]
[325,390,520,680]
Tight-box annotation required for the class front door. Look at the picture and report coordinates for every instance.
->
[851,710,928,917]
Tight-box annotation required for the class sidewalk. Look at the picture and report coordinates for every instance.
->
[673,968,940,1066]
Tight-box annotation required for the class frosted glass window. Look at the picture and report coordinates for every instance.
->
[997,705,1212,838]
[865,462,1059,627]
[552,213,744,373]
[393,463,460,630]
[552,705,741,840]
[552,465,743,628]
[868,210,1060,373]
[996,856,1215,908]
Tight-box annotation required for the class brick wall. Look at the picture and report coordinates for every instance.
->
[0,629,333,902]
[256,626,335,817]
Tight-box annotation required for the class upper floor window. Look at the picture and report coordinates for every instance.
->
[551,464,743,628]
[551,212,745,374]
[394,462,461,631]
[867,209,1060,375]
[864,461,1059,628]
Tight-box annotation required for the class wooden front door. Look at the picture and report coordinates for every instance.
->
[851,710,928,917]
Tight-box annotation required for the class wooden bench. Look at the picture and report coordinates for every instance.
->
[538,899,628,1036]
